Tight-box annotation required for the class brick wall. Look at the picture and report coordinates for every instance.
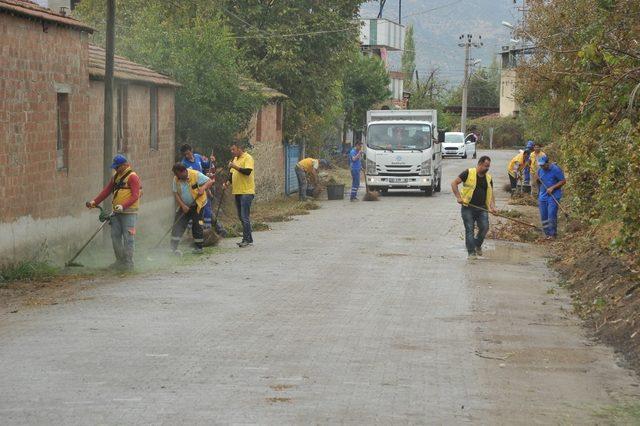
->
[248,102,285,201]
[0,13,176,263]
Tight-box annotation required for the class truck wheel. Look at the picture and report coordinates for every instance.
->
[462,152,468,159]
[424,186,433,197]
[435,176,442,192]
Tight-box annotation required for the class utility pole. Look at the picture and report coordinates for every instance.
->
[458,34,482,135]
[103,0,115,187]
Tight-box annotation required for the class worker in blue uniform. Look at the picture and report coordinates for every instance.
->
[536,155,566,239]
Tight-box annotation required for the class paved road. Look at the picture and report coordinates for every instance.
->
[1,150,638,424]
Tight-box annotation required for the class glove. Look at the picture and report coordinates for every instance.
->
[114,205,124,213]
[86,201,96,209]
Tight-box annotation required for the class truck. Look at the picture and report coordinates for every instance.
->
[364,109,443,196]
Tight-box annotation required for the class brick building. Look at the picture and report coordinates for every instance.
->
[246,85,287,201]
[0,0,179,264]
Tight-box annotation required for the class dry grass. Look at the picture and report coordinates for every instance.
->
[363,190,380,201]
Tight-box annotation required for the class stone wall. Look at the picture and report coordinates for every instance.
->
[247,102,285,201]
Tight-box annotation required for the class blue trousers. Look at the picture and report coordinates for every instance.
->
[350,169,360,200]
[539,197,559,236]
[203,198,213,228]
[461,206,489,254]
[235,194,254,243]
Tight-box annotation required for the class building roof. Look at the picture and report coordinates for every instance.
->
[88,45,180,88]
[239,78,288,100]
[0,0,94,32]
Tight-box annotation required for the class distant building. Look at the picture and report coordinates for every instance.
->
[499,45,534,117]
[360,18,405,105]
[0,0,179,263]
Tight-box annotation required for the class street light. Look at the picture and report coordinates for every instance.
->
[502,21,514,29]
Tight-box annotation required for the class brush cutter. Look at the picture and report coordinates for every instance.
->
[466,203,542,230]
[154,208,186,249]
[65,206,114,267]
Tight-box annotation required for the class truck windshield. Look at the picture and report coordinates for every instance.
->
[367,124,432,151]
[444,133,464,143]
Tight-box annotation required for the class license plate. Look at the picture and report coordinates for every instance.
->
[389,178,408,183]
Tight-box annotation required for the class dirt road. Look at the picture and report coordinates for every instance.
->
[0,150,638,424]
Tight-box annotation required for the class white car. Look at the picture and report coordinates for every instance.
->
[442,132,477,159]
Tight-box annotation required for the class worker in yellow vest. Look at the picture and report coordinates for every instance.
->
[170,163,214,255]
[529,141,546,195]
[86,154,141,270]
[451,156,497,259]
[295,157,328,201]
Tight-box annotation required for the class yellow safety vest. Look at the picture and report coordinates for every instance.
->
[297,157,317,174]
[529,150,546,175]
[460,168,493,209]
[174,168,207,212]
[507,152,528,177]
[112,167,140,213]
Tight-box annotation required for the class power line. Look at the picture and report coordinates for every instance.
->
[402,0,464,19]
[227,27,359,40]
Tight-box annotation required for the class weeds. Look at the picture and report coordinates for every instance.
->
[0,261,59,284]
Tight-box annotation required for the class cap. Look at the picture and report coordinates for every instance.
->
[525,140,535,150]
[537,155,549,166]
[111,154,128,169]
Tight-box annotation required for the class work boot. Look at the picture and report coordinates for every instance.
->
[467,252,477,259]
[475,246,483,257]
[237,241,253,248]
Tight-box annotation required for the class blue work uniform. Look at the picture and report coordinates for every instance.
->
[182,154,213,228]
[537,163,565,236]
[349,147,362,200]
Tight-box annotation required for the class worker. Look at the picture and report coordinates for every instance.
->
[170,163,214,255]
[349,141,364,201]
[536,155,566,239]
[86,154,141,270]
[507,147,532,192]
[522,140,535,187]
[179,144,214,230]
[228,142,255,248]
[295,157,328,201]
[451,156,497,259]
[529,141,546,195]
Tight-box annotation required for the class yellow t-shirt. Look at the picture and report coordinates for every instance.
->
[231,152,255,195]
[297,157,318,174]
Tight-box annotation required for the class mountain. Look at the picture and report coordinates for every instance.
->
[360,0,517,84]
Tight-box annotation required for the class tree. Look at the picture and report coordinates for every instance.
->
[218,1,365,140]
[449,65,500,108]
[75,1,264,153]
[401,25,416,90]
[519,0,640,253]
[341,52,391,137]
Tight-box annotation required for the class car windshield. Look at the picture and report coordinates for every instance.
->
[444,133,464,143]
[367,124,432,150]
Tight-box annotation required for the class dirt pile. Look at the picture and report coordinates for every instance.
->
[552,232,640,372]
[509,193,539,207]
[489,220,542,243]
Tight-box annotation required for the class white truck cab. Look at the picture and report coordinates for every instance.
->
[364,110,443,196]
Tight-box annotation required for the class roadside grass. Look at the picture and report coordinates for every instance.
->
[0,260,60,285]
[593,402,640,423]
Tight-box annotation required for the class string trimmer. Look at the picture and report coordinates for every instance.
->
[65,206,114,267]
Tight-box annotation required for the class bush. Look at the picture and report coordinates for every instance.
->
[467,115,525,149]
[0,261,59,284]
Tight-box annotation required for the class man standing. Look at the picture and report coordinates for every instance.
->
[228,143,255,247]
[179,144,214,230]
[451,156,497,258]
[529,141,546,195]
[171,163,214,254]
[507,147,532,192]
[349,141,364,201]
[86,154,141,270]
[536,155,566,239]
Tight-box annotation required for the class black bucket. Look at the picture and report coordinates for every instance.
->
[326,184,345,200]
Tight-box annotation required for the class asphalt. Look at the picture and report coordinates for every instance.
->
[0,150,638,424]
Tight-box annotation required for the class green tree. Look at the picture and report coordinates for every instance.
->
[401,25,416,90]
[75,1,263,153]
[449,66,500,108]
[342,52,391,135]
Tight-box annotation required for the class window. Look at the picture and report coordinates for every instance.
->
[116,84,128,153]
[149,86,159,150]
[276,103,283,132]
[56,93,69,170]
[255,108,263,142]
